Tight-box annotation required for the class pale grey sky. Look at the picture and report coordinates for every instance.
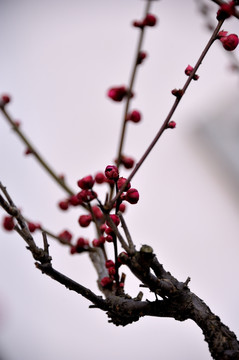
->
[0,1,239,359]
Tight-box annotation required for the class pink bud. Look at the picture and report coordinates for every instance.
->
[118,203,126,213]
[126,110,141,123]
[1,94,11,106]
[95,172,106,184]
[108,267,116,276]
[105,165,119,180]
[220,33,239,51]
[105,260,115,268]
[217,2,235,20]
[92,206,103,220]
[171,89,183,99]
[117,177,131,191]
[77,175,95,190]
[77,190,97,203]
[105,234,113,242]
[167,121,176,129]
[143,14,157,27]
[2,216,15,231]
[58,230,73,242]
[107,214,120,227]
[68,195,81,206]
[100,276,113,288]
[78,214,92,227]
[184,65,199,81]
[28,222,41,233]
[107,86,127,102]
[137,51,147,65]
[58,200,69,210]
[124,188,139,204]
[121,156,134,169]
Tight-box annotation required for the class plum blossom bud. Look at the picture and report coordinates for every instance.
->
[105,260,115,268]
[77,175,95,190]
[77,190,97,203]
[78,214,92,227]
[108,267,116,276]
[3,216,15,231]
[58,230,73,242]
[220,33,239,51]
[171,88,183,99]
[68,195,82,206]
[143,14,157,27]
[0,94,11,106]
[167,121,176,129]
[184,65,199,80]
[124,188,139,204]
[126,110,142,123]
[133,20,144,29]
[121,156,134,169]
[107,86,127,102]
[217,2,235,20]
[91,206,102,220]
[28,222,41,233]
[95,172,106,184]
[100,276,113,288]
[117,177,131,191]
[105,235,113,242]
[105,165,119,180]
[137,51,147,65]
[107,214,120,227]
[58,200,69,210]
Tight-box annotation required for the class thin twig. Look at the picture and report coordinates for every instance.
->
[118,212,135,253]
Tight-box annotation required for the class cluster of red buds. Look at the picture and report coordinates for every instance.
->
[100,259,124,289]
[217,31,239,51]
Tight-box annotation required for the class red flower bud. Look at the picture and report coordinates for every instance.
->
[171,88,183,99]
[121,156,134,169]
[68,195,82,206]
[24,147,33,155]
[77,190,97,203]
[76,237,88,247]
[92,206,103,220]
[118,203,126,213]
[167,121,176,129]
[137,51,147,65]
[78,214,92,227]
[28,222,41,233]
[107,214,120,227]
[117,177,131,191]
[105,260,115,268]
[3,216,15,231]
[184,65,199,80]
[1,94,11,106]
[95,172,106,184]
[105,165,119,180]
[108,267,116,276]
[220,33,239,51]
[124,188,139,204]
[143,14,157,27]
[216,2,235,20]
[105,234,113,242]
[100,276,113,288]
[107,86,127,102]
[58,200,69,210]
[77,175,95,190]
[126,110,142,123]
[58,230,73,242]
[105,226,114,236]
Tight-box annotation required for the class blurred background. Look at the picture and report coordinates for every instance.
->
[0,0,239,359]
